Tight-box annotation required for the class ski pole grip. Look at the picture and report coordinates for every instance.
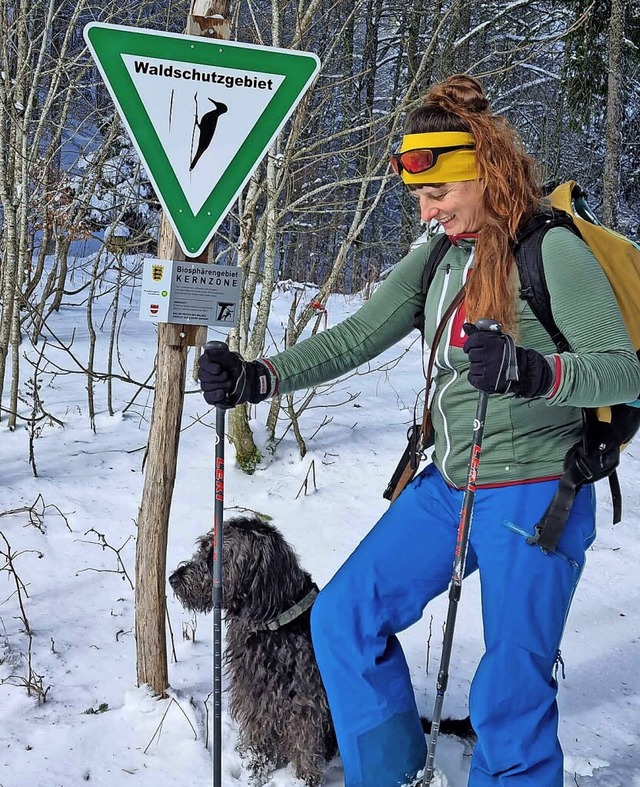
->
[203,340,229,353]
[475,318,519,384]
[203,341,233,411]
[475,318,502,334]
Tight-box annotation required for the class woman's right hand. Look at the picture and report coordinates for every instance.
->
[198,346,273,408]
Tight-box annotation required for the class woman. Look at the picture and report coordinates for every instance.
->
[198,75,640,786]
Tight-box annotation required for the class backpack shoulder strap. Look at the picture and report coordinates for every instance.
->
[413,233,453,332]
[514,208,579,354]
[422,233,453,295]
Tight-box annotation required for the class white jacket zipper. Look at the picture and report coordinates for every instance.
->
[433,248,475,486]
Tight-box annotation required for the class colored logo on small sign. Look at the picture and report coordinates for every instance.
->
[152,264,164,281]
[216,302,236,322]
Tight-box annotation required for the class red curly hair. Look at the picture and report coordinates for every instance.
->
[405,74,542,333]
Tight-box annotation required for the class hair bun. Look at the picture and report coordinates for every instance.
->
[424,74,490,115]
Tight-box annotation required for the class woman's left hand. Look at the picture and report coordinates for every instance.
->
[462,323,556,398]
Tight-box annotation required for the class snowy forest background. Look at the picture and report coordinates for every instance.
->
[1,0,640,785]
[1,0,639,427]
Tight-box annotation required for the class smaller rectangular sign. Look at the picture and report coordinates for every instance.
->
[139,258,241,327]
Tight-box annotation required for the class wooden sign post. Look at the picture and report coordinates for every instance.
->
[134,0,231,697]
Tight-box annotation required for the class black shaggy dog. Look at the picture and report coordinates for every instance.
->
[169,516,474,786]
[170,516,336,786]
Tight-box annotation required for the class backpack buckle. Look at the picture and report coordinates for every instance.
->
[408,423,430,469]
[526,523,550,554]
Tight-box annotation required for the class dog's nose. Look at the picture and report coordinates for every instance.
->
[168,567,184,590]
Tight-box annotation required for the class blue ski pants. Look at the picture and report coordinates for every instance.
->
[310,464,596,786]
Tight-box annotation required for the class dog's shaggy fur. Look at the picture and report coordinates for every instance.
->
[170,516,337,786]
[169,515,475,786]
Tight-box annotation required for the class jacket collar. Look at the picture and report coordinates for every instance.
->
[449,232,479,247]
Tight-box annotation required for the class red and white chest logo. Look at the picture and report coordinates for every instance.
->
[449,301,468,348]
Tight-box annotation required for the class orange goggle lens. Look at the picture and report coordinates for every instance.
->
[390,144,474,176]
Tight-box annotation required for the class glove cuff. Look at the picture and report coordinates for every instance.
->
[542,356,557,397]
[250,360,273,402]
[515,347,555,398]
[258,358,279,398]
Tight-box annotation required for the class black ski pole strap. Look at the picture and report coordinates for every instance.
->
[527,464,585,552]
[609,469,622,524]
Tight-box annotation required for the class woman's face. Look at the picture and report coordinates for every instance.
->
[410,180,486,235]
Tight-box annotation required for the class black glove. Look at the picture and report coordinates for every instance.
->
[198,346,273,408]
[462,322,555,398]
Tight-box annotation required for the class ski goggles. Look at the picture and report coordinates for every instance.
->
[390,132,477,184]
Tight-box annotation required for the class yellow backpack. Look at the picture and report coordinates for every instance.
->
[515,181,640,550]
[548,180,640,350]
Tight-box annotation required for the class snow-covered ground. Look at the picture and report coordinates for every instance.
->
[1,260,640,786]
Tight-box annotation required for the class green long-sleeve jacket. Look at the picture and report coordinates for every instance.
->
[264,228,640,488]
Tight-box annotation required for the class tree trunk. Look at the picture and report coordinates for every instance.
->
[602,0,625,227]
[0,205,19,413]
[135,325,188,695]
[85,252,101,433]
[107,252,124,416]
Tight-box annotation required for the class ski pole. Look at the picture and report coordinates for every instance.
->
[203,339,228,787]
[422,318,500,786]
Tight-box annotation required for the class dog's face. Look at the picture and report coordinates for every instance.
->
[168,534,213,614]
[169,516,311,621]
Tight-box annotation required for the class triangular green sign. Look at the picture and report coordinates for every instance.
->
[84,23,320,257]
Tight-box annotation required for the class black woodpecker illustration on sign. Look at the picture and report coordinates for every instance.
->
[190,97,228,171]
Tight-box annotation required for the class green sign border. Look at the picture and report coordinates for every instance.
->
[84,23,320,256]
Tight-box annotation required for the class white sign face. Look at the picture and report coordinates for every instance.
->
[123,55,285,215]
[140,259,241,327]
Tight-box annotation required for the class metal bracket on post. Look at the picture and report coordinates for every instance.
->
[189,0,231,39]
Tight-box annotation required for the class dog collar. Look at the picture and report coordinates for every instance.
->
[262,585,319,631]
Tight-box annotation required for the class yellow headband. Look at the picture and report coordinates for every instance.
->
[397,131,477,184]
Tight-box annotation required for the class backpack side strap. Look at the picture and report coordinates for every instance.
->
[526,463,586,552]
[527,463,622,553]
[528,405,630,551]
